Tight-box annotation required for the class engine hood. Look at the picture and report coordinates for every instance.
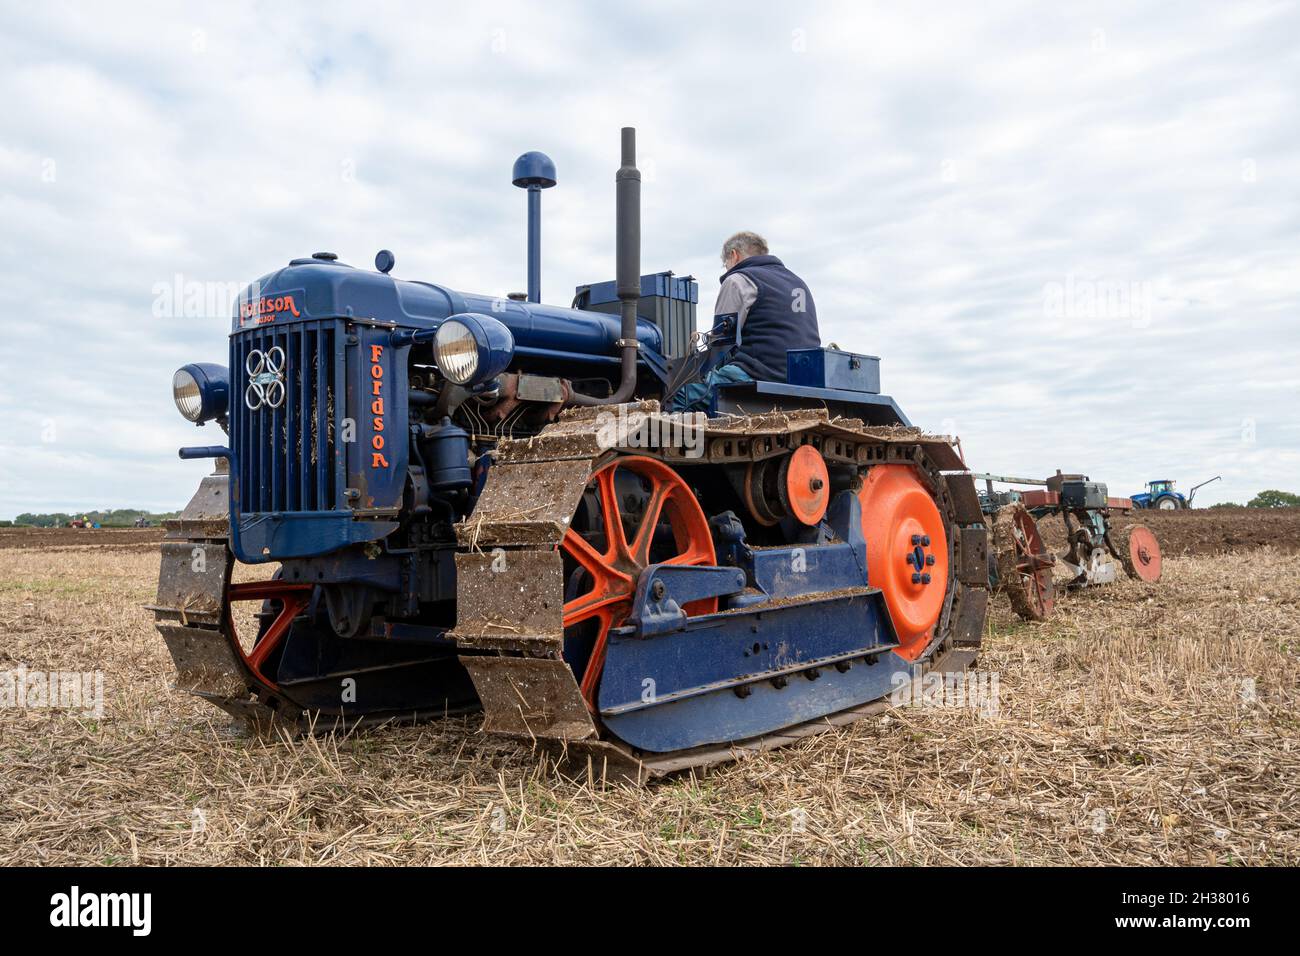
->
[232,257,664,360]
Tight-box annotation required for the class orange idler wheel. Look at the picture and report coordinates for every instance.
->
[857,464,949,661]
[782,445,830,525]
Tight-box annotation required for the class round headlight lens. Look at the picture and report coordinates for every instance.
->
[172,363,229,424]
[434,320,479,385]
[173,368,204,422]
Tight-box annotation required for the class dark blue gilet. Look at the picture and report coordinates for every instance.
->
[721,254,820,381]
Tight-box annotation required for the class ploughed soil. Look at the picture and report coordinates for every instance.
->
[5,507,1295,557]
[0,526,166,552]
[1036,506,1300,557]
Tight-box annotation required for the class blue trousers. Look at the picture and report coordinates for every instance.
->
[668,363,753,413]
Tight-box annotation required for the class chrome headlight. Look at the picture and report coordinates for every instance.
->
[433,314,514,387]
[173,363,230,423]
[434,321,479,384]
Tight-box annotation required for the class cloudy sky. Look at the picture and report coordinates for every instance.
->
[1,0,1296,517]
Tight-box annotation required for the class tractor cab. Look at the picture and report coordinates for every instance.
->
[1148,479,1176,494]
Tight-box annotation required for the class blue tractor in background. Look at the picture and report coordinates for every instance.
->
[156,128,989,781]
[1130,476,1221,510]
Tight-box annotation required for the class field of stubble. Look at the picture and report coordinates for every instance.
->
[1,524,1297,866]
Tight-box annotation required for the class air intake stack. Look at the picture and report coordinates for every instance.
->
[511,150,557,303]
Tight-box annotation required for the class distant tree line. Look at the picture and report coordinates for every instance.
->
[9,508,181,528]
[1208,490,1300,510]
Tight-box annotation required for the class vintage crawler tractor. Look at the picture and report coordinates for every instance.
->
[977,472,1162,622]
[156,129,989,780]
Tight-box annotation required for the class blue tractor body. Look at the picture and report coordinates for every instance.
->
[158,129,986,779]
[1130,479,1186,510]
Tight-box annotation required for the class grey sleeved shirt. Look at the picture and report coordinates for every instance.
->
[713,272,759,342]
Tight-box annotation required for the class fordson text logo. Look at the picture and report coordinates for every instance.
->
[239,293,301,327]
[244,346,285,410]
[369,344,389,469]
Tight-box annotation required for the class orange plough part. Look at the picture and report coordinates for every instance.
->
[1123,524,1163,582]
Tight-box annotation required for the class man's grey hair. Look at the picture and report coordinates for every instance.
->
[722,231,768,262]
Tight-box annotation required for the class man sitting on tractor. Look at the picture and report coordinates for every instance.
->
[670,231,821,411]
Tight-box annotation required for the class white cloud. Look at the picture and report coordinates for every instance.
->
[1,0,1297,516]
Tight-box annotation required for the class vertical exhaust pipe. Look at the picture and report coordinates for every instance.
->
[571,126,641,406]
[616,127,642,314]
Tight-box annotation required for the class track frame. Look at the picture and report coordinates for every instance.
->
[449,403,989,780]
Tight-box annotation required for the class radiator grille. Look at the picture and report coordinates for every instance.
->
[231,321,344,514]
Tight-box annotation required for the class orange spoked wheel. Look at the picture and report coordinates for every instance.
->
[560,456,717,707]
[857,464,949,661]
[224,581,314,693]
[1116,523,1162,583]
[993,503,1056,621]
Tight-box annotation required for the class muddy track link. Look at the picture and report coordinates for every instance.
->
[151,464,467,734]
[148,463,287,732]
